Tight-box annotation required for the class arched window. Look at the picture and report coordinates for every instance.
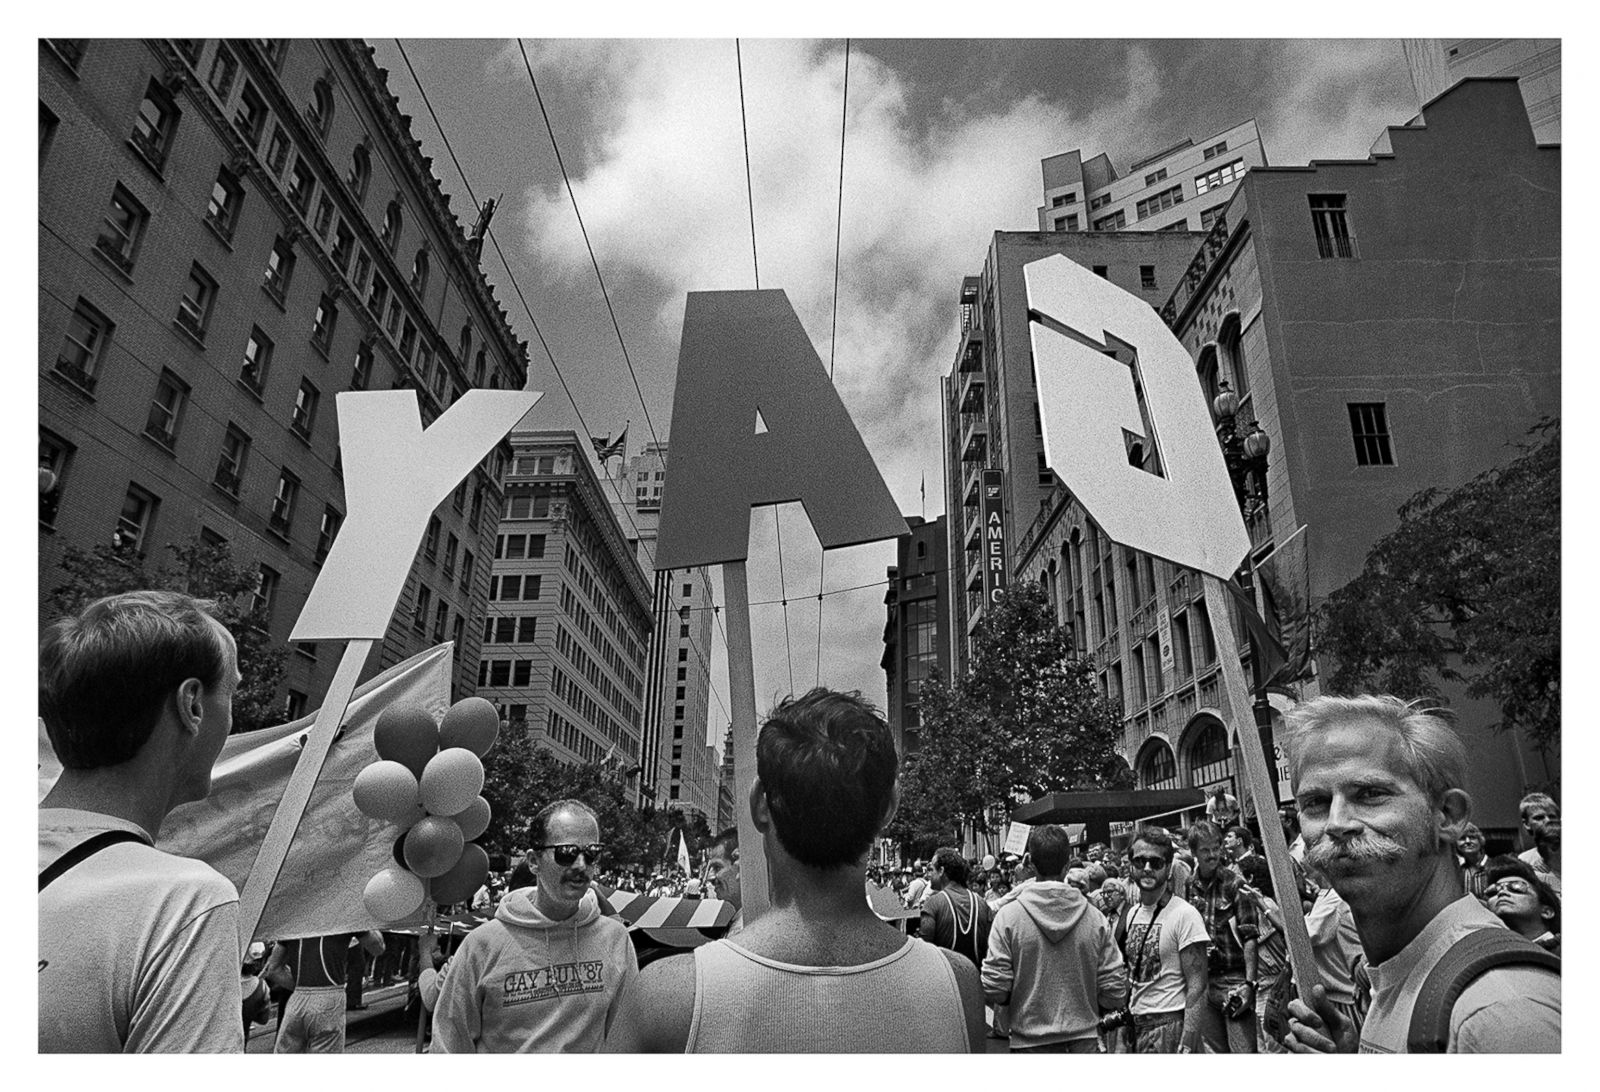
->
[348,144,370,199]
[1219,311,1248,399]
[411,249,429,294]
[473,348,487,387]
[458,324,472,364]
[1185,717,1233,788]
[310,79,334,137]
[382,200,403,253]
[1137,739,1178,791]
[1196,342,1221,410]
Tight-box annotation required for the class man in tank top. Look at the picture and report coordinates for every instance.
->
[605,688,984,1052]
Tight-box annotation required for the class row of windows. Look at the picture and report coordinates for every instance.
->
[494,532,547,560]
[564,540,646,668]
[564,506,651,651]
[550,665,635,749]
[478,657,533,688]
[547,708,614,766]
[1194,157,1246,195]
[410,580,467,651]
[559,585,644,712]
[483,615,538,644]
[489,573,541,602]
[1135,184,1184,221]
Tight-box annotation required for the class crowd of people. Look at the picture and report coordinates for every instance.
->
[39,591,1561,1053]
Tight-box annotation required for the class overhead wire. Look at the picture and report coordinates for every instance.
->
[816,38,851,687]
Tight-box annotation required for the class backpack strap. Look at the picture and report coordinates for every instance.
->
[39,830,151,891]
[1406,927,1561,1053]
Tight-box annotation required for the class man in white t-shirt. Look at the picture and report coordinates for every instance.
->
[1119,826,1209,1053]
[38,590,245,1053]
[1282,695,1560,1054]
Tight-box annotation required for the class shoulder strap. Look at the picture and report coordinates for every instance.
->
[1406,927,1561,1053]
[39,829,151,892]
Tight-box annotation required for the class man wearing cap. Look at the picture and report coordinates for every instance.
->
[430,800,637,1052]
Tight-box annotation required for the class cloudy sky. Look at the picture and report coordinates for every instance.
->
[368,38,1421,752]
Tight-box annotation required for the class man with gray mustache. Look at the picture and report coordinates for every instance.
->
[1280,696,1560,1053]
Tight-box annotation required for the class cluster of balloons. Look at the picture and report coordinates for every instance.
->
[355,697,499,922]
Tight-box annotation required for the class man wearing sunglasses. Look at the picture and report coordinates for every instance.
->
[431,799,637,1052]
[1117,826,1209,1053]
[1483,857,1560,957]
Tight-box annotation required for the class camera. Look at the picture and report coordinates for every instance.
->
[1097,1008,1132,1032]
[1223,986,1252,1019]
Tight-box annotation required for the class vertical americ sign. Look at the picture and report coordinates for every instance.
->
[981,469,1008,609]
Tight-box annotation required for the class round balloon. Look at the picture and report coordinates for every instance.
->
[420,748,485,816]
[373,703,439,778]
[352,760,424,824]
[430,842,490,906]
[981,854,997,872]
[363,866,425,922]
[403,815,464,878]
[439,697,500,757]
[450,796,492,842]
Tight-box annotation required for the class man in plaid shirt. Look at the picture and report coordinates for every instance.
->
[1184,820,1259,1052]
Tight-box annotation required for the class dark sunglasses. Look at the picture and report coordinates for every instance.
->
[1485,879,1535,898]
[1131,855,1169,871]
[535,843,605,867]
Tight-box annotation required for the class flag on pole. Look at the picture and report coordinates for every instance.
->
[676,830,691,875]
[591,428,627,462]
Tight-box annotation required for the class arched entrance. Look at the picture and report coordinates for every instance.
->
[1135,736,1178,791]
[1179,712,1234,792]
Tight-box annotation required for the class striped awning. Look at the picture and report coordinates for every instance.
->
[602,888,737,930]
[867,884,920,921]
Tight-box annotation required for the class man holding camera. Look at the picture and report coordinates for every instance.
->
[1184,820,1259,1052]
[979,824,1126,1052]
[1117,826,1209,1053]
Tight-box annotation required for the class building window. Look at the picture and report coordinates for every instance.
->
[527,534,546,558]
[1091,265,1108,279]
[1092,209,1127,231]
[1140,265,1157,289]
[290,378,320,439]
[39,431,73,527]
[143,369,188,448]
[265,124,290,175]
[284,689,306,720]
[488,659,509,687]
[175,263,218,341]
[518,617,536,642]
[287,156,316,215]
[1089,193,1112,212]
[473,348,487,387]
[682,582,692,598]
[382,201,403,253]
[234,81,267,148]
[311,293,338,352]
[1187,719,1234,787]
[1200,205,1227,232]
[433,600,450,643]
[1053,213,1078,232]
[1203,140,1228,160]
[452,615,465,658]
[95,184,148,272]
[332,220,355,273]
[205,168,245,241]
[678,648,687,662]
[214,425,249,496]
[348,144,371,198]
[1144,167,1168,186]
[1348,403,1394,466]
[386,299,404,339]
[443,532,459,578]
[460,550,474,591]
[313,195,334,239]
[423,515,441,560]
[1310,194,1355,259]
[315,505,342,563]
[269,470,300,535]
[1135,184,1184,221]
[411,249,429,294]
[1050,192,1077,208]
[1036,449,1052,487]
[130,80,180,170]
[458,324,473,363]
[252,564,281,622]
[680,623,690,638]
[45,39,87,70]
[238,326,273,395]
[350,339,373,390]
[676,667,686,681]
[399,318,417,361]
[114,484,157,553]
[309,79,334,138]
[262,236,296,302]
[1194,158,1245,195]
[207,42,238,98]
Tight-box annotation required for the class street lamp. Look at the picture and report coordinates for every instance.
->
[1210,378,1280,806]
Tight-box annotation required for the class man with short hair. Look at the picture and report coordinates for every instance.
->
[1120,826,1209,1053]
[903,862,931,909]
[1184,820,1259,1052]
[431,800,637,1052]
[980,824,1126,1052]
[705,826,743,937]
[1516,794,1561,897]
[1483,856,1560,957]
[1205,785,1239,829]
[607,689,985,1052]
[1283,695,1560,1053]
[921,847,993,970]
[1457,823,1489,899]
[1223,825,1256,868]
[38,591,245,1053]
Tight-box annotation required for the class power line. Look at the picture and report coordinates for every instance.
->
[816,38,851,688]
[735,39,759,289]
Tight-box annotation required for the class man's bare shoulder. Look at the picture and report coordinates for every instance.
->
[607,950,697,1053]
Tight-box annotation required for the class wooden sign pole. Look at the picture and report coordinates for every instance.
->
[235,639,372,956]
[722,558,770,920]
[1201,577,1318,1006]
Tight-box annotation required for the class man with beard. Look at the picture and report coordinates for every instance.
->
[1183,821,1258,1052]
[1119,826,1208,1053]
[1516,794,1561,897]
[1456,823,1489,899]
[431,800,637,1052]
[1282,696,1560,1053]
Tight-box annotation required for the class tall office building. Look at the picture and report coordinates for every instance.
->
[39,39,526,712]
[479,429,652,770]
[1013,79,1558,828]
[880,515,950,756]
[1401,39,1559,144]
[607,441,720,820]
[1036,120,1266,235]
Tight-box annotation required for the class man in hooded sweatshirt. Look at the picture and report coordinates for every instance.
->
[980,824,1128,1052]
[430,799,637,1052]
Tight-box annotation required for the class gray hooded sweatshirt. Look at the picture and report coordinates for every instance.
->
[980,879,1128,1049]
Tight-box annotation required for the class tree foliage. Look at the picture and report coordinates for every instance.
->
[888,581,1132,851]
[43,539,288,734]
[480,729,714,870]
[1318,417,1559,754]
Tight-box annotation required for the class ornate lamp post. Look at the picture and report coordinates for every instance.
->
[1210,379,1281,807]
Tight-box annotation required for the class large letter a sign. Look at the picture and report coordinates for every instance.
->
[1025,255,1248,580]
